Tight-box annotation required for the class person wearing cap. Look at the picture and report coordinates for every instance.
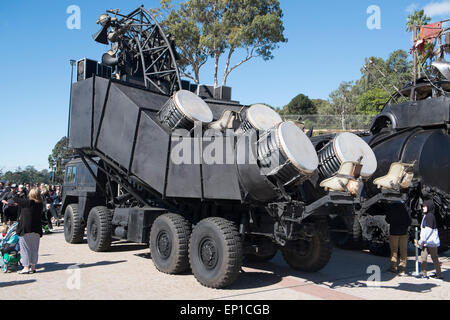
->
[418,199,443,280]
[1,184,19,225]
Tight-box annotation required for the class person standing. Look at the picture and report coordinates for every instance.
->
[1,184,19,225]
[418,199,443,280]
[13,188,43,274]
[40,184,53,231]
[385,201,412,276]
[0,182,5,223]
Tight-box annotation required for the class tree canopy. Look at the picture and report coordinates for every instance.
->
[0,166,51,185]
[156,0,287,86]
[280,93,316,115]
[48,136,76,183]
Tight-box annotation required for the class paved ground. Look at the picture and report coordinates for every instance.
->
[0,226,449,300]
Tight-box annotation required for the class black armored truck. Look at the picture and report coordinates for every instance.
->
[61,7,385,288]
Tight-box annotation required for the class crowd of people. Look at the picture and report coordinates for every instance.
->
[0,181,62,274]
[0,182,61,230]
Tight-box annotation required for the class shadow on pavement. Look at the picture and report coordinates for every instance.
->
[135,252,151,259]
[236,249,450,292]
[109,243,148,252]
[0,280,36,288]
[37,260,126,273]
[379,282,438,292]
[228,271,283,290]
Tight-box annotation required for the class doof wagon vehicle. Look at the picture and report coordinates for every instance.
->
[58,6,392,288]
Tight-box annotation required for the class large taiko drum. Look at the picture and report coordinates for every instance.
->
[236,104,283,134]
[317,132,377,180]
[158,90,213,130]
[257,121,319,186]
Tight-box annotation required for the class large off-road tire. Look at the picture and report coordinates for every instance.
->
[86,206,112,252]
[64,204,84,244]
[189,217,243,289]
[281,224,332,272]
[150,214,191,274]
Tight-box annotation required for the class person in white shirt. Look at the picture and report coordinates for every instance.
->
[418,199,443,280]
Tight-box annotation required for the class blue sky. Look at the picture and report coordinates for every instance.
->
[0,0,449,172]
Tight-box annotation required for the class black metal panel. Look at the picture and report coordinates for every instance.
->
[127,208,166,243]
[166,134,202,198]
[402,130,450,194]
[93,77,110,142]
[69,79,94,149]
[131,110,170,195]
[114,81,170,112]
[96,82,139,169]
[202,131,242,200]
[214,86,232,101]
[235,132,280,203]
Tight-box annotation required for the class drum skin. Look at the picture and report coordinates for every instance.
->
[258,122,318,186]
[158,90,213,130]
[237,104,282,134]
[366,128,450,197]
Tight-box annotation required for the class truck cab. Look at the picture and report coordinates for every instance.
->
[61,157,166,250]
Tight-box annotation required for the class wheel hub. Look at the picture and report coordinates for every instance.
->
[199,238,218,270]
[91,223,98,242]
[157,231,171,259]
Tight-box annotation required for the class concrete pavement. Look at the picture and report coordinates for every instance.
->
[0,227,449,300]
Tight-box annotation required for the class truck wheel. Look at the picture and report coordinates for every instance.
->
[281,224,332,272]
[150,214,191,274]
[86,206,112,252]
[189,217,243,289]
[64,204,84,244]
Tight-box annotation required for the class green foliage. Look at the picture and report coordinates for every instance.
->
[311,99,332,115]
[280,93,316,115]
[356,88,390,115]
[156,0,287,86]
[406,10,433,72]
[406,9,431,33]
[357,50,412,93]
[48,137,76,183]
[0,166,51,185]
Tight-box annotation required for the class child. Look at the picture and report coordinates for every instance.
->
[418,199,443,280]
[0,225,7,240]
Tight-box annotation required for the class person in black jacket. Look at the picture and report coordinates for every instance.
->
[1,184,19,225]
[385,201,412,276]
[13,188,43,274]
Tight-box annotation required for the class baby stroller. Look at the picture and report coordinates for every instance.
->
[1,222,21,273]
